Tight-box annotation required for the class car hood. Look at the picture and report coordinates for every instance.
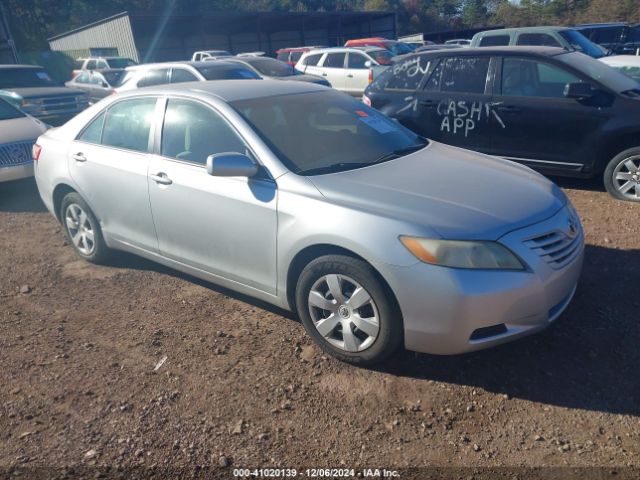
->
[0,116,48,143]
[307,142,566,240]
[268,74,330,85]
[2,87,86,99]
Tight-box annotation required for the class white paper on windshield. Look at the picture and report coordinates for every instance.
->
[358,114,396,134]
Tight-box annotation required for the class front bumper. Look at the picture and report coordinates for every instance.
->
[381,207,584,355]
[0,162,34,183]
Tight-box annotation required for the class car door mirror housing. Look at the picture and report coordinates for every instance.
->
[206,152,259,177]
[564,82,593,99]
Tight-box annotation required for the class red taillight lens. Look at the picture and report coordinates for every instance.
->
[368,68,373,84]
[32,144,42,161]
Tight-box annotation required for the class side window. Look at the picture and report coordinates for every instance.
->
[386,57,431,90]
[347,53,368,69]
[78,111,106,144]
[439,56,490,94]
[97,60,109,69]
[86,60,97,70]
[171,68,198,84]
[323,53,346,68]
[516,33,561,47]
[301,53,322,66]
[423,59,444,91]
[290,51,303,63]
[89,73,104,85]
[501,58,581,98]
[276,52,289,62]
[479,35,510,47]
[102,98,157,152]
[137,69,169,88]
[161,99,246,165]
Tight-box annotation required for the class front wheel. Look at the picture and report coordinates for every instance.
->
[604,148,640,202]
[295,255,402,366]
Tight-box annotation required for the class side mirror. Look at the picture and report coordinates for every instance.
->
[364,60,373,68]
[564,82,593,99]
[101,81,109,88]
[206,152,259,177]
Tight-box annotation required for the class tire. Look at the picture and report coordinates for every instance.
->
[295,255,402,366]
[60,192,110,264]
[603,147,640,202]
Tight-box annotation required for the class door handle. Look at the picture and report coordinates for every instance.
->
[347,74,354,78]
[496,105,522,114]
[418,99,436,107]
[150,172,172,185]
[72,152,87,162]
[322,72,327,76]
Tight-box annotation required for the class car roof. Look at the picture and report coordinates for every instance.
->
[304,46,387,54]
[122,79,325,102]
[0,64,43,69]
[125,61,242,71]
[477,26,571,35]
[412,46,568,57]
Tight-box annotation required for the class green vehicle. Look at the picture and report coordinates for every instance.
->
[471,27,607,59]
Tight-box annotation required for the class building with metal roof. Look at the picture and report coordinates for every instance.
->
[48,10,396,63]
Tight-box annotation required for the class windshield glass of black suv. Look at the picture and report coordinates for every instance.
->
[232,90,426,175]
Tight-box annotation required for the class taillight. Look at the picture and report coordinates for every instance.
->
[32,144,42,161]
[368,68,373,84]
[362,94,372,107]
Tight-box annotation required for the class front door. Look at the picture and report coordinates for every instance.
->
[344,52,371,96]
[492,56,610,171]
[148,98,278,294]
[68,97,159,250]
[413,55,497,154]
[319,52,347,92]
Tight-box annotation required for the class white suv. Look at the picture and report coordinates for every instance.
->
[295,47,392,96]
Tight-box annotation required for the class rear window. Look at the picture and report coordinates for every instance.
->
[137,69,169,88]
[301,53,322,66]
[385,56,431,90]
[516,33,561,47]
[369,50,393,66]
[106,58,137,68]
[290,51,303,62]
[103,71,124,86]
[195,65,260,80]
[479,35,510,47]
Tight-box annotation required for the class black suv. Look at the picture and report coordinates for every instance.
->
[364,47,640,202]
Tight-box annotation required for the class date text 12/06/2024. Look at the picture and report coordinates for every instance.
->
[232,468,400,477]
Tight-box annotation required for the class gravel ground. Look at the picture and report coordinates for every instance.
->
[0,177,638,479]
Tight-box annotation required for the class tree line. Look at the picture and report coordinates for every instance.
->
[3,0,640,51]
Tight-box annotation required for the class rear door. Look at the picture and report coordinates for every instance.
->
[344,52,370,95]
[413,54,496,153]
[319,52,347,91]
[68,97,159,250]
[491,55,610,171]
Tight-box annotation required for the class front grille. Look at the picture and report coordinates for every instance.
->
[524,227,583,270]
[0,141,34,167]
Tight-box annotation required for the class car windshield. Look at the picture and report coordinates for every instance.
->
[0,68,59,88]
[558,51,640,92]
[559,29,607,58]
[195,65,261,80]
[384,42,414,56]
[103,71,125,86]
[232,90,427,175]
[106,58,137,68]
[0,98,25,120]
[245,58,294,77]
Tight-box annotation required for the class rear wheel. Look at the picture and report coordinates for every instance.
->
[60,192,110,264]
[295,255,402,366]
[604,148,640,202]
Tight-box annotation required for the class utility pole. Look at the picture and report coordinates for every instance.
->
[0,0,19,63]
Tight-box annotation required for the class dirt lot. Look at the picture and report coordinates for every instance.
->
[0,177,639,479]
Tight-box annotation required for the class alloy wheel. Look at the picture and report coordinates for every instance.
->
[307,274,380,353]
[65,203,96,255]
[612,155,640,200]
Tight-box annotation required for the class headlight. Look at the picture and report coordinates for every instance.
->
[399,236,525,270]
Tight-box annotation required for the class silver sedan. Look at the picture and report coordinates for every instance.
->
[33,81,584,365]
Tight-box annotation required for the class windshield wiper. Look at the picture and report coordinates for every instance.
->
[296,162,376,176]
[370,141,428,165]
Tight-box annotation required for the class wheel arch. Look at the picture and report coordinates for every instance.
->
[597,132,640,173]
[285,244,403,326]
[52,183,78,222]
